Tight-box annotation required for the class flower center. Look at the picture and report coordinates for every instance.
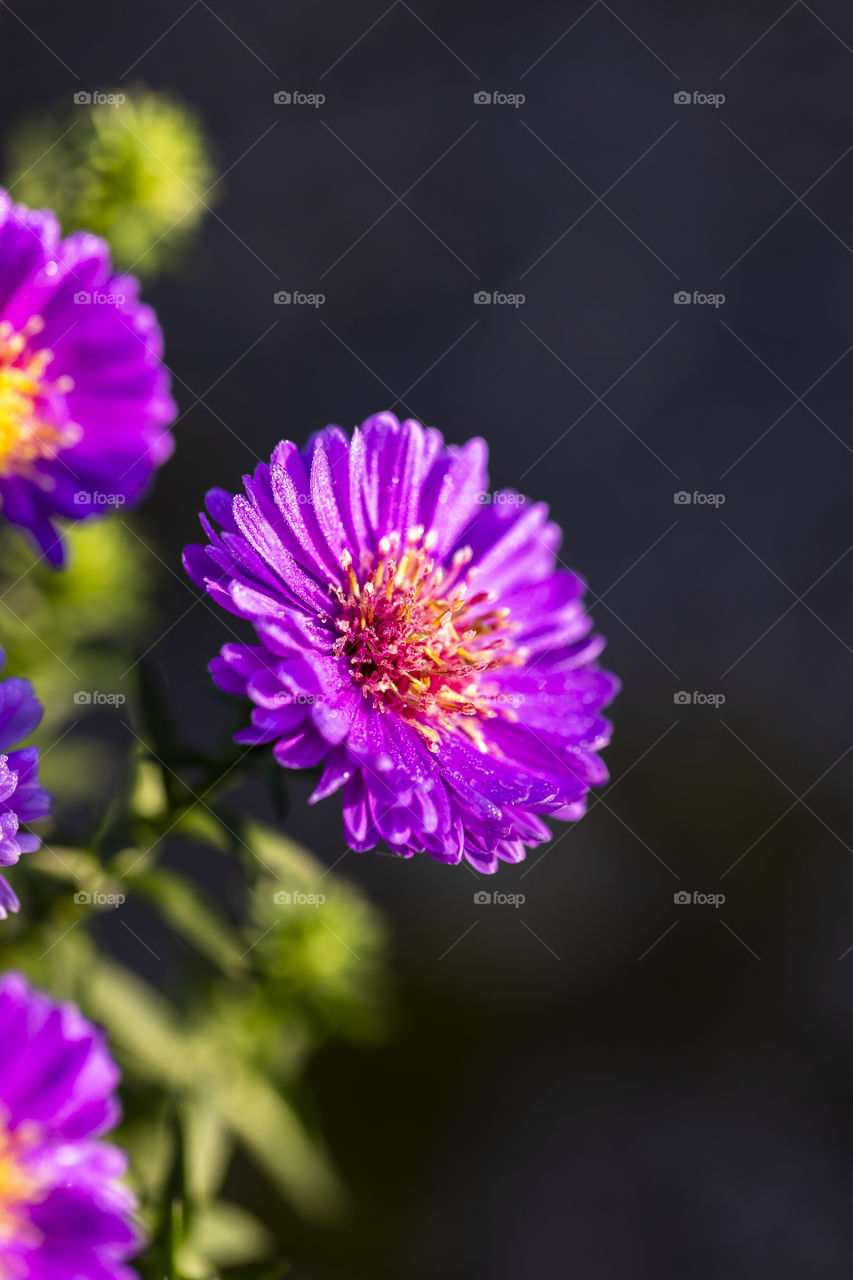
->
[0,1121,40,1254]
[0,318,78,480]
[333,528,523,751]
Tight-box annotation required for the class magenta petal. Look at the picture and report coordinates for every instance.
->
[0,655,48,913]
[0,973,140,1276]
[0,190,175,561]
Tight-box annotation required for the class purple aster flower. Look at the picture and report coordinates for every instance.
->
[185,413,618,873]
[0,652,49,918]
[0,190,176,565]
[0,972,140,1278]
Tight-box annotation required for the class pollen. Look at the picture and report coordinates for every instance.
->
[0,1120,41,1247]
[0,317,79,480]
[332,527,524,752]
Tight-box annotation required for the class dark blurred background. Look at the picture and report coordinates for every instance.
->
[3,0,853,1275]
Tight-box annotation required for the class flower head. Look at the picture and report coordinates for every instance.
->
[185,414,618,873]
[0,652,49,916]
[0,190,176,564]
[0,972,140,1278]
[6,88,215,278]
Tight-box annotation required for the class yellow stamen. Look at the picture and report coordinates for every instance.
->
[0,318,78,480]
[331,531,522,752]
[0,1121,42,1248]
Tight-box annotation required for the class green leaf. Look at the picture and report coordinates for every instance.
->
[110,845,157,878]
[214,1065,348,1223]
[180,1201,274,1270]
[84,962,193,1088]
[170,805,232,854]
[144,1110,192,1280]
[242,823,325,888]
[131,758,169,819]
[25,845,132,911]
[85,964,344,1220]
[132,870,246,974]
[25,845,104,884]
[182,1095,231,1205]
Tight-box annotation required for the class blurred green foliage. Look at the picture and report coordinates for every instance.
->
[0,519,393,1279]
[0,518,152,733]
[0,89,391,1277]
[6,87,215,277]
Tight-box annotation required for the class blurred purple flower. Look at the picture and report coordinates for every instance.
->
[0,190,176,565]
[0,651,49,918]
[0,972,140,1278]
[185,413,618,873]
